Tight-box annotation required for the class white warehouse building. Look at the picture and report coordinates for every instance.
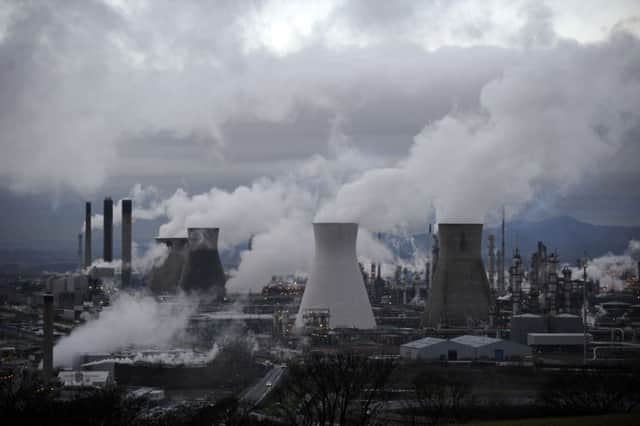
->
[401,335,531,361]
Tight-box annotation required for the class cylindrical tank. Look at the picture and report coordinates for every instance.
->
[297,223,376,329]
[424,223,491,327]
[510,313,547,344]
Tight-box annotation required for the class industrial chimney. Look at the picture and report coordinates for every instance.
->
[103,197,113,262]
[297,223,376,329]
[43,293,54,382]
[148,237,189,293]
[121,199,132,288]
[179,228,226,299]
[424,223,491,327]
[84,202,92,268]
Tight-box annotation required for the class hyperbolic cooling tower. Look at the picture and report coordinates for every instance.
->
[297,223,376,329]
[179,228,226,299]
[147,237,188,293]
[425,223,491,327]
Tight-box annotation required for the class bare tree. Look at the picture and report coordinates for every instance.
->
[275,352,396,425]
[404,371,473,426]
[538,364,640,415]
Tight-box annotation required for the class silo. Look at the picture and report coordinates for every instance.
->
[179,228,226,299]
[147,237,189,293]
[297,222,376,329]
[510,313,546,344]
[424,223,491,327]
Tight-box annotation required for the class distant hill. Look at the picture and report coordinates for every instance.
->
[1,217,638,273]
[379,216,640,266]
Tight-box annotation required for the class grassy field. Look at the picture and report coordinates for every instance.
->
[465,413,640,426]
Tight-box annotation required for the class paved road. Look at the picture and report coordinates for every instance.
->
[241,365,286,406]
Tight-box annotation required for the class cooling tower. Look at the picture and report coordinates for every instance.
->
[424,223,491,327]
[147,237,188,293]
[297,223,376,329]
[179,228,226,299]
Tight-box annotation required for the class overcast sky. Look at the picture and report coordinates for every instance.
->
[1,0,640,248]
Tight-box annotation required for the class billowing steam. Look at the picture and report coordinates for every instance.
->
[574,240,640,292]
[54,292,196,367]
[106,32,640,293]
[86,242,169,276]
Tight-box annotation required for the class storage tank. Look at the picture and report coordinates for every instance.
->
[424,223,491,327]
[510,313,547,345]
[297,223,376,329]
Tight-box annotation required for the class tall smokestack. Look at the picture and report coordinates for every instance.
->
[103,197,113,262]
[425,223,491,327]
[499,206,506,294]
[121,199,132,288]
[77,233,82,269]
[84,202,92,268]
[297,223,376,329]
[43,293,54,382]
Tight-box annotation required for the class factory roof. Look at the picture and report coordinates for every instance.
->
[401,337,447,349]
[512,313,543,318]
[451,335,502,348]
[58,371,110,387]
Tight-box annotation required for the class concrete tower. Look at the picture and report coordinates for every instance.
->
[424,224,491,327]
[297,223,376,329]
[121,199,132,288]
[43,293,54,382]
[179,228,226,299]
[84,202,92,268]
[148,237,189,293]
[103,197,113,262]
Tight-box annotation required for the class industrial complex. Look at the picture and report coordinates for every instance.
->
[2,198,640,423]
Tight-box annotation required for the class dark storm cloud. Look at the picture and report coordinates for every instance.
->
[0,0,639,241]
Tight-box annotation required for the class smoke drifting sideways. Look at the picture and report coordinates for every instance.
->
[80,34,640,293]
[53,292,196,367]
[316,34,640,227]
[572,240,640,292]
[86,241,169,276]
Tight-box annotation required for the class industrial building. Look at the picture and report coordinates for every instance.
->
[425,224,491,327]
[297,223,376,329]
[400,335,531,361]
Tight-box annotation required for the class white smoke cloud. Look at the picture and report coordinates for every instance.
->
[81,345,221,367]
[317,33,640,225]
[574,240,640,292]
[86,241,168,276]
[54,292,197,367]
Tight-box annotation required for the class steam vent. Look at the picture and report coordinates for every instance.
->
[179,228,226,299]
[425,223,491,327]
[147,237,189,293]
[297,222,376,329]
